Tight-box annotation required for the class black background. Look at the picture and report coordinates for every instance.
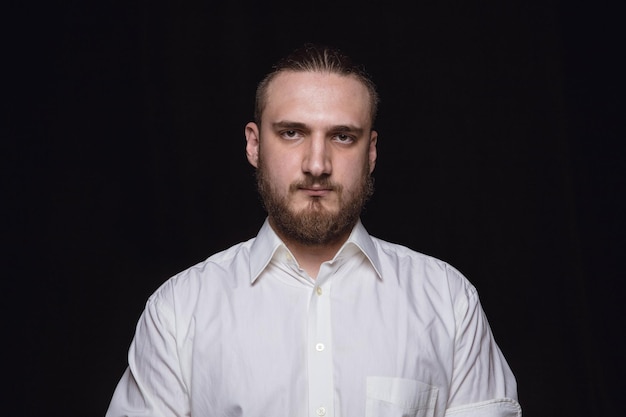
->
[4,1,624,416]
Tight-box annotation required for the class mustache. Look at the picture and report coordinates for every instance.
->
[290,176,340,191]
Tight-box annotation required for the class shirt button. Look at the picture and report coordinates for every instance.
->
[316,286,323,296]
[316,407,326,416]
[315,343,325,351]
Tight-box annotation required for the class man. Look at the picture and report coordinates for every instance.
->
[106,43,521,416]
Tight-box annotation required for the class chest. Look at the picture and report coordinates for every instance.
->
[184,276,455,415]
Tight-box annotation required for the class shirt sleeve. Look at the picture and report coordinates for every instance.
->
[445,266,521,416]
[105,283,190,417]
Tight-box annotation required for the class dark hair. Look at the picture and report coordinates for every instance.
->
[253,43,379,128]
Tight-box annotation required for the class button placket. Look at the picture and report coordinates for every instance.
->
[307,278,333,417]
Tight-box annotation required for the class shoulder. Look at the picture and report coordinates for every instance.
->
[370,235,477,297]
[147,237,256,306]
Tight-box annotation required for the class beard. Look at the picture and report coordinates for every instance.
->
[255,160,374,246]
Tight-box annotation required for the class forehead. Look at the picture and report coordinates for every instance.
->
[262,71,372,126]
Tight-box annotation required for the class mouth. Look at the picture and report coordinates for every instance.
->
[291,178,337,198]
[299,186,332,197]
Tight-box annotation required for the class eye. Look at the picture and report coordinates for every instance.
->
[333,133,355,144]
[280,130,302,140]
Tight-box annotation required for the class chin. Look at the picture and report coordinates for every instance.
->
[301,200,337,214]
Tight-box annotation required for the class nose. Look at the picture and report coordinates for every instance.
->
[302,135,331,177]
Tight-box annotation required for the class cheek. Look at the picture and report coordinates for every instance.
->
[342,157,370,183]
[260,153,295,185]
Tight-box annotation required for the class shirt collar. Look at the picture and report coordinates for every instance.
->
[249,217,383,283]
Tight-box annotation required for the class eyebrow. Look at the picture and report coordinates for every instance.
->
[272,121,308,130]
[272,121,365,136]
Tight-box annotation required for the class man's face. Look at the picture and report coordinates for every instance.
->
[245,71,378,246]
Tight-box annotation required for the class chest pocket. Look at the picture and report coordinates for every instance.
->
[366,377,438,417]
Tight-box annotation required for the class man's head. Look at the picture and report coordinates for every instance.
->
[253,43,380,129]
[245,44,379,247]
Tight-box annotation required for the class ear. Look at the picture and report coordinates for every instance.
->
[245,122,260,168]
[368,130,378,174]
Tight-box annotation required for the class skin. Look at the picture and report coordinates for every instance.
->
[245,71,378,279]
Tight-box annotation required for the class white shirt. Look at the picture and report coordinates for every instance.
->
[106,219,521,417]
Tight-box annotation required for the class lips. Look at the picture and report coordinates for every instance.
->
[291,179,337,196]
[300,186,332,197]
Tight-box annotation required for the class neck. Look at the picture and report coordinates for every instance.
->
[271,222,350,279]
[287,239,346,279]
